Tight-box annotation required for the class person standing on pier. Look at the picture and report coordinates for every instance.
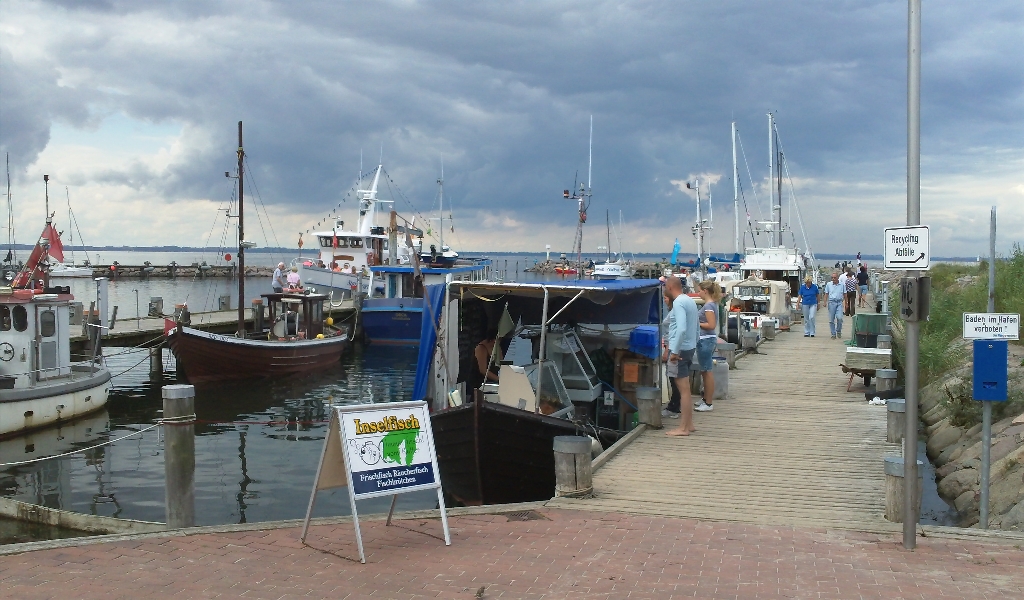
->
[837,269,849,315]
[272,262,285,293]
[694,281,722,413]
[856,265,869,308]
[664,276,698,437]
[844,268,857,316]
[825,272,845,339]
[660,288,680,419]
[797,276,819,337]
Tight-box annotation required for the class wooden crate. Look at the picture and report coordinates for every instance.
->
[845,347,892,370]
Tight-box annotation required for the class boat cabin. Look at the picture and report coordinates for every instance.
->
[739,246,808,296]
[412,279,664,431]
[367,258,492,299]
[721,277,792,338]
[260,292,328,340]
[0,286,93,390]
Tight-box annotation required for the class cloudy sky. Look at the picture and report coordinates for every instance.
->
[0,0,1021,259]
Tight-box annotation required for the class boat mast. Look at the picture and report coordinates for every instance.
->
[767,113,774,246]
[776,121,783,246]
[732,122,739,255]
[605,209,611,262]
[236,121,245,338]
[438,160,444,249]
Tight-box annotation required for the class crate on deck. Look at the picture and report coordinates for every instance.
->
[608,348,656,430]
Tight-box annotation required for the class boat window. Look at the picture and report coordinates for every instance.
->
[0,306,9,331]
[350,238,363,249]
[40,311,56,337]
[12,305,27,332]
[382,240,388,251]
[320,236,349,248]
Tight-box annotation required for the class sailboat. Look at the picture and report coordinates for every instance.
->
[167,122,349,385]
[591,210,633,280]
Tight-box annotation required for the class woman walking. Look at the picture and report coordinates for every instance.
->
[797,276,819,337]
[693,280,722,412]
[844,268,858,316]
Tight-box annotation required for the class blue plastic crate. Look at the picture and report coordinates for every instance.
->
[628,325,660,359]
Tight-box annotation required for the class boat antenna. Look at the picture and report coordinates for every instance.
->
[236,121,245,338]
[5,154,15,265]
[43,174,50,224]
[588,115,593,190]
[65,187,73,264]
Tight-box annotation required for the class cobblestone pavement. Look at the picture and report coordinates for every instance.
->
[2,508,1023,599]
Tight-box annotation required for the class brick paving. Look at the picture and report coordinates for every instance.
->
[2,508,1023,599]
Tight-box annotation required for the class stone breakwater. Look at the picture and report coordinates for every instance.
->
[919,348,1024,529]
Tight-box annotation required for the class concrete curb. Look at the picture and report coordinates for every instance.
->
[0,501,547,556]
[0,497,166,535]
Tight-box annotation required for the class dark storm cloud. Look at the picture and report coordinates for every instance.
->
[3,0,1022,252]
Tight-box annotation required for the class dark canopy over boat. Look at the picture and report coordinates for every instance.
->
[416,279,662,505]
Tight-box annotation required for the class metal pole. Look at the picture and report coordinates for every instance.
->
[163,384,196,528]
[980,206,996,529]
[767,114,774,246]
[236,121,246,337]
[534,287,549,413]
[732,122,740,256]
[903,0,922,550]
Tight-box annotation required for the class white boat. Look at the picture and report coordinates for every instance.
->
[49,263,94,278]
[298,164,420,298]
[1,198,111,438]
[592,259,633,280]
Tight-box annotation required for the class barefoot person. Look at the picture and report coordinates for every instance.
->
[693,280,722,413]
[664,276,699,437]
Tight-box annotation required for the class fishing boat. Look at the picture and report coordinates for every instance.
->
[297,165,420,299]
[360,168,492,345]
[166,122,348,385]
[0,177,111,438]
[414,279,663,504]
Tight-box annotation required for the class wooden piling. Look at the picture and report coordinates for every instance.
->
[886,399,906,443]
[149,346,163,378]
[553,436,593,498]
[884,456,922,523]
[876,369,897,393]
[635,386,662,429]
[163,384,196,528]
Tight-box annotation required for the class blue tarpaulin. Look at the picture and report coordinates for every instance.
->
[412,284,446,401]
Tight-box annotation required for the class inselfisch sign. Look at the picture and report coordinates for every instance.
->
[884,225,930,270]
[963,313,1020,341]
[300,400,450,563]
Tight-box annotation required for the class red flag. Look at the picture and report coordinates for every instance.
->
[332,233,338,250]
[44,224,64,263]
[164,318,177,335]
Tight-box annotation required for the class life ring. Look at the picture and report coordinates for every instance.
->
[366,252,376,266]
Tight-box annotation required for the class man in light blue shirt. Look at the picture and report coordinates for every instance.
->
[665,276,699,437]
[824,271,846,339]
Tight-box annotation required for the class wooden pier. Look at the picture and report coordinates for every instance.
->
[549,314,901,532]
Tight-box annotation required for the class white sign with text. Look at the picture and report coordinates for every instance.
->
[963,313,1020,341]
[884,225,930,270]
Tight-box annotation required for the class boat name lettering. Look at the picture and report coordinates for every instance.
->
[353,414,420,435]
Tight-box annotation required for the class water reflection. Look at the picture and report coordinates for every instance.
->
[1,343,435,527]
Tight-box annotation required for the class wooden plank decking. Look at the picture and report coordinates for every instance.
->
[548,313,903,532]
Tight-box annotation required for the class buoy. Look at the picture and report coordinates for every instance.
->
[316,333,324,339]
[325,317,334,326]
[224,253,232,261]
[109,265,116,271]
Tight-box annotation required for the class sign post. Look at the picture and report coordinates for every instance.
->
[300,401,450,562]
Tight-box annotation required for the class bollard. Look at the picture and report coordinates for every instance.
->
[716,342,737,370]
[886,399,906,443]
[712,357,729,400]
[884,456,923,523]
[761,322,777,340]
[635,386,662,429]
[877,334,892,349]
[553,436,593,498]
[740,330,759,353]
[876,369,897,393]
[163,384,196,528]
[149,347,163,378]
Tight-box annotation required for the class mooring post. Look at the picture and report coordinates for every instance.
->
[885,456,923,523]
[553,436,593,498]
[149,346,162,379]
[635,386,662,429]
[886,399,906,444]
[163,384,196,528]
[876,369,897,393]
[761,321,776,341]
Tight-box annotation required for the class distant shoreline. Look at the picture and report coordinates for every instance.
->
[0,245,980,263]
